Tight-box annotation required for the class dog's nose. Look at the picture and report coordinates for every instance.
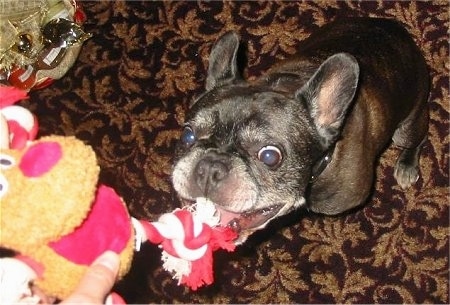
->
[194,156,229,194]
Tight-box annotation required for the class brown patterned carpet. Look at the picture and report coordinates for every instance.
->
[26,1,448,303]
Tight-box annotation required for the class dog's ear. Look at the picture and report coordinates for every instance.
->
[296,53,359,148]
[206,32,241,91]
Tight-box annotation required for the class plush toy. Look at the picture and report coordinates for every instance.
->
[0,135,136,303]
[0,86,133,302]
[0,87,238,303]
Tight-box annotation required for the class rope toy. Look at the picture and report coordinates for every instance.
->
[133,198,237,290]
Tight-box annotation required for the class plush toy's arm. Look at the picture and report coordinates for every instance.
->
[0,106,38,149]
[0,87,38,149]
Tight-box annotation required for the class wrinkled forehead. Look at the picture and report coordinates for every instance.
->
[190,89,291,128]
[188,89,302,147]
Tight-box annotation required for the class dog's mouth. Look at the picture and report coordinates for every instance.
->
[215,205,282,233]
[181,197,283,243]
[190,198,282,235]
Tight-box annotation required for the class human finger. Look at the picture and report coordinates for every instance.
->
[61,251,120,304]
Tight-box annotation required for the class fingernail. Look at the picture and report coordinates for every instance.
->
[105,292,126,304]
[93,251,120,272]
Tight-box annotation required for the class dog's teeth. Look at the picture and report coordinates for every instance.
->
[261,206,275,215]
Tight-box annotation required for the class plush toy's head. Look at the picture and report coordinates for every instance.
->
[0,135,135,301]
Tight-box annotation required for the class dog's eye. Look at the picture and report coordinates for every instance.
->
[180,126,197,147]
[257,145,282,167]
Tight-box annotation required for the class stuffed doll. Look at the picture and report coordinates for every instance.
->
[0,135,136,303]
[1,87,136,303]
[0,87,238,303]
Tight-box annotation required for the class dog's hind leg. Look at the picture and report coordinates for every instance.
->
[392,98,429,189]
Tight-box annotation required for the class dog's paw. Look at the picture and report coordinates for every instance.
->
[394,148,420,189]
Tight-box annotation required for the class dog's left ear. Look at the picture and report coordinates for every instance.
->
[296,53,359,148]
[206,32,241,91]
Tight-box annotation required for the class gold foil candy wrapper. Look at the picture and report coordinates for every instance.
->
[10,11,44,59]
[0,20,17,53]
[42,1,71,24]
[0,68,9,81]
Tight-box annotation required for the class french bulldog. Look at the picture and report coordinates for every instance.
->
[172,17,429,244]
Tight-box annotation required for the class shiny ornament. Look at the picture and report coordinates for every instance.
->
[35,46,66,70]
[42,18,91,48]
[8,65,36,90]
[15,34,33,55]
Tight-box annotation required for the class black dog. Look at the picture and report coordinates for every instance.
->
[172,17,429,243]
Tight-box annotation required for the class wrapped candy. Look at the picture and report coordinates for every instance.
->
[0,0,91,90]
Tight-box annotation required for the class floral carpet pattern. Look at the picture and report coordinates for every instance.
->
[28,1,448,303]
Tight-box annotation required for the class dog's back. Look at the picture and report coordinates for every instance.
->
[268,18,429,214]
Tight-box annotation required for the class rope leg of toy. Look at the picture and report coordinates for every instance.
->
[131,199,237,290]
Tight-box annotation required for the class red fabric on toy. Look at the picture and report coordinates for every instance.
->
[49,185,131,265]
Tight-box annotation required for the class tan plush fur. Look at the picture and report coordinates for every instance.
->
[0,136,134,299]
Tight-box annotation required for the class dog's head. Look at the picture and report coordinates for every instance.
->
[172,32,359,243]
